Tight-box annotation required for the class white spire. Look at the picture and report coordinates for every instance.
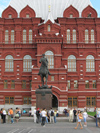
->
[44,5,55,23]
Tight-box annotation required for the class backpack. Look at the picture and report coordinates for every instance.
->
[51,111,54,116]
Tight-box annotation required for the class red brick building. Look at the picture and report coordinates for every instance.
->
[0,0,100,113]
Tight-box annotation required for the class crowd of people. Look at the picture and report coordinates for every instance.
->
[0,106,100,129]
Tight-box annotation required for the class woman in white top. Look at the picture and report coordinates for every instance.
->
[83,110,88,127]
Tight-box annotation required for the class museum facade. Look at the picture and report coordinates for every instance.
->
[0,0,100,112]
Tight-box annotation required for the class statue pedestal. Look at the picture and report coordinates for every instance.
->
[35,89,52,110]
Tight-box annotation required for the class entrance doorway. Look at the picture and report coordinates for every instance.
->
[52,94,58,108]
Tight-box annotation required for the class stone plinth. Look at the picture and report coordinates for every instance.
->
[35,89,52,110]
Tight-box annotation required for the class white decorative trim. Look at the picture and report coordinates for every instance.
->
[59,100,67,101]
[78,100,86,101]
[68,91,100,93]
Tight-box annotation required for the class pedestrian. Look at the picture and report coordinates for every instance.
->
[7,109,11,123]
[69,108,73,122]
[74,110,83,129]
[34,108,36,123]
[83,110,88,127]
[41,108,46,127]
[0,108,3,123]
[54,109,57,123]
[97,108,100,127]
[2,108,6,123]
[49,108,54,123]
[73,108,77,122]
[9,108,14,124]
[36,108,40,123]
[15,107,19,122]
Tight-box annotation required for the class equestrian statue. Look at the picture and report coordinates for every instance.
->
[38,54,52,89]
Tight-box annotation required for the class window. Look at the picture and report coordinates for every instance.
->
[29,29,32,43]
[4,80,8,89]
[86,96,96,107]
[91,29,94,43]
[70,14,73,18]
[48,25,51,32]
[23,29,26,43]
[45,51,54,68]
[11,80,15,89]
[86,55,95,72]
[23,97,31,104]
[23,55,32,72]
[74,80,78,89]
[93,80,96,88]
[22,80,26,89]
[73,29,76,43]
[85,29,89,43]
[11,30,14,44]
[85,80,89,88]
[68,97,77,107]
[8,14,12,18]
[67,80,70,89]
[5,30,9,44]
[5,55,13,72]
[51,76,54,81]
[5,96,14,104]
[68,55,76,72]
[67,29,70,43]
[26,14,29,18]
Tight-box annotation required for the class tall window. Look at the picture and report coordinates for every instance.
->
[45,51,54,68]
[23,29,26,43]
[5,30,9,44]
[48,25,51,32]
[5,96,14,104]
[86,96,96,107]
[93,80,96,88]
[68,97,77,107]
[91,29,94,43]
[4,80,8,89]
[67,80,70,89]
[29,29,32,43]
[23,55,32,72]
[23,97,31,104]
[11,80,15,89]
[73,29,76,43]
[70,14,73,18]
[22,80,26,89]
[74,80,78,89]
[85,80,89,88]
[26,14,29,18]
[86,55,95,72]
[85,29,89,43]
[67,29,70,43]
[29,80,32,89]
[68,55,76,72]
[11,30,14,44]
[5,55,13,72]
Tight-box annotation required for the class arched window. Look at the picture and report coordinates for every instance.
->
[48,25,51,32]
[85,29,89,43]
[45,51,54,68]
[5,55,13,72]
[86,55,95,72]
[91,29,94,43]
[5,30,9,44]
[23,55,32,72]
[29,29,32,43]
[67,29,70,43]
[68,55,76,72]
[11,30,14,44]
[73,29,76,43]
[23,29,26,43]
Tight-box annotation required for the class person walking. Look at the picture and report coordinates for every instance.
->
[7,109,11,123]
[41,108,46,127]
[74,110,83,129]
[9,108,14,124]
[73,108,77,122]
[69,108,73,122]
[34,108,36,123]
[54,109,57,123]
[2,108,6,123]
[49,108,54,123]
[36,108,40,123]
[0,108,3,123]
[83,110,88,127]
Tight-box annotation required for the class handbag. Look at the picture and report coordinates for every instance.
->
[79,114,83,119]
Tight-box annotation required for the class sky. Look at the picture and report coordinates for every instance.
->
[0,0,100,17]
